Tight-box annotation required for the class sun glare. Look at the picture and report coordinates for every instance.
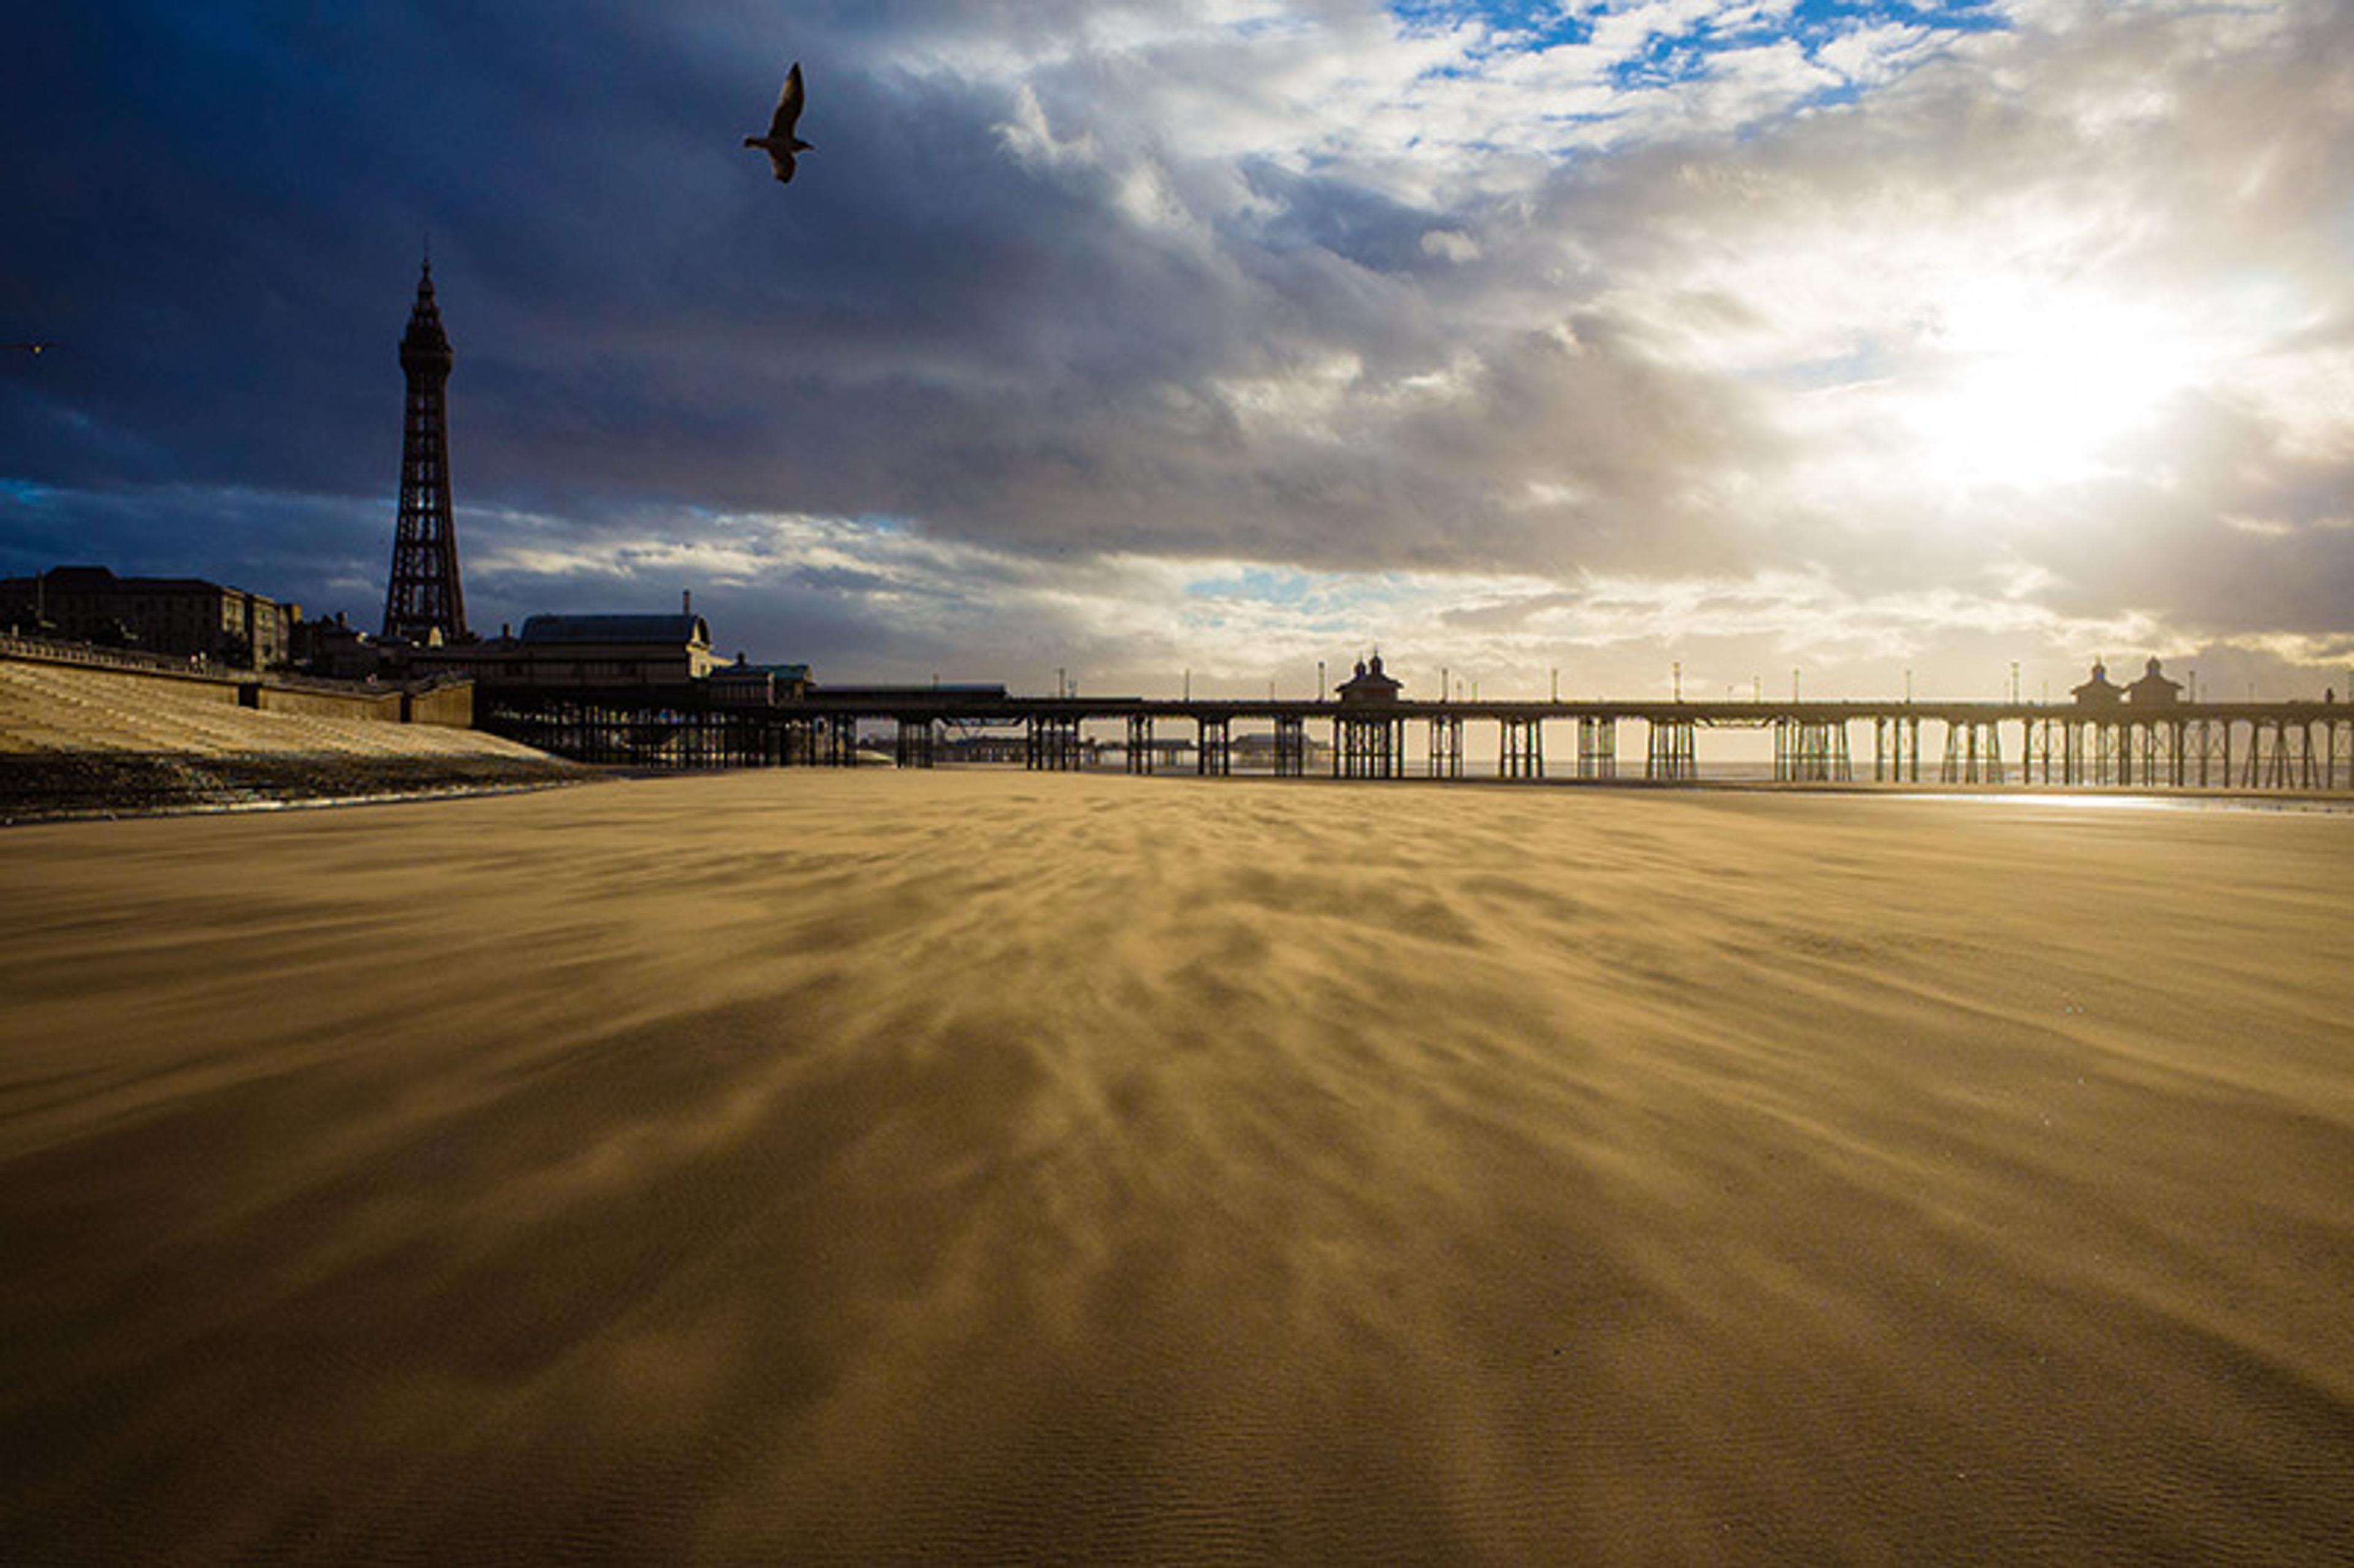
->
[1898,280,2212,493]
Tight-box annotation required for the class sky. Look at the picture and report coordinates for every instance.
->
[4,0,2351,705]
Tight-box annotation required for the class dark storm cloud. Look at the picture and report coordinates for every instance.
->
[0,479,387,604]
[0,10,1708,501]
[4,5,604,493]
[4,0,1760,572]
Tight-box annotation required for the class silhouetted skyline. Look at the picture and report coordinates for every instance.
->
[2,1,2348,704]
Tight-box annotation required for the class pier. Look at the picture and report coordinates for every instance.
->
[479,683,2354,793]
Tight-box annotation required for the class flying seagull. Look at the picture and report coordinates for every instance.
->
[745,62,812,183]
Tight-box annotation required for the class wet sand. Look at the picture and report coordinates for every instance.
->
[2,771,2350,1564]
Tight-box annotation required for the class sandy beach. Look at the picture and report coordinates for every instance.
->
[2,770,2349,1564]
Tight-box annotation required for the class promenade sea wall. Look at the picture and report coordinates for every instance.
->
[0,647,588,820]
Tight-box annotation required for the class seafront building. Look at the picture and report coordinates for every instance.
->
[0,565,300,670]
[401,610,812,696]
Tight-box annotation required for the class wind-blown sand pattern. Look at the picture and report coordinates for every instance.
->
[2,771,2350,1564]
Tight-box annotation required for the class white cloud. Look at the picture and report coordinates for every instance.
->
[1419,227,1481,262]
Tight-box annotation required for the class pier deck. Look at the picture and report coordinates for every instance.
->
[480,685,2354,791]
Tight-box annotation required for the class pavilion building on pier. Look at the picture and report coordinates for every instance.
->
[2127,657,2183,706]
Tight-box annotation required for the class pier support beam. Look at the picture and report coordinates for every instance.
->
[2054,719,2081,785]
[1126,714,1154,775]
[2025,717,2061,784]
[2049,719,2093,785]
[2187,718,2228,788]
[1273,715,1306,777]
[1196,715,1232,776]
[1026,714,1081,771]
[1334,715,1403,779]
[2244,718,2320,790]
[1428,714,1463,779]
[894,718,935,769]
[1577,715,1617,780]
[1645,718,1696,782]
[1940,720,2004,784]
[1775,717,1851,782]
[2090,721,2124,785]
[2124,720,2184,788]
[1499,717,1544,780]
[1873,714,1922,783]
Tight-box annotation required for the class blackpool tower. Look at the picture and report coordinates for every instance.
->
[382,259,469,643]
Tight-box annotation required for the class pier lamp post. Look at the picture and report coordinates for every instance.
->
[1905,668,1912,704]
[1672,661,1682,702]
[1183,669,1190,702]
[1057,666,1067,699]
[1317,660,1325,702]
[2010,661,2021,704]
[1792,668,1800,702]
[1551,668,1558,702]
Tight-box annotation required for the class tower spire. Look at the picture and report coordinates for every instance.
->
[383,258,468,642]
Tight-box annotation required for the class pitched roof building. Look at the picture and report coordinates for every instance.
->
[403,609,720,690]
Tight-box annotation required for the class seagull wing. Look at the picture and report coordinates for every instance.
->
[764,147,797,183]
[767,62,804,139]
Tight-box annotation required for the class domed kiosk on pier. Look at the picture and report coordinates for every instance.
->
[1333,654,1406,777]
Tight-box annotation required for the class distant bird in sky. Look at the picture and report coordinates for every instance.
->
[744,62,812,184]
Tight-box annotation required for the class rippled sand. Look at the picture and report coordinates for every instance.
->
[3,771,2350,1564]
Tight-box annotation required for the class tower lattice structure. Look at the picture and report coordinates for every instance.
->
[383,260,469,642]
